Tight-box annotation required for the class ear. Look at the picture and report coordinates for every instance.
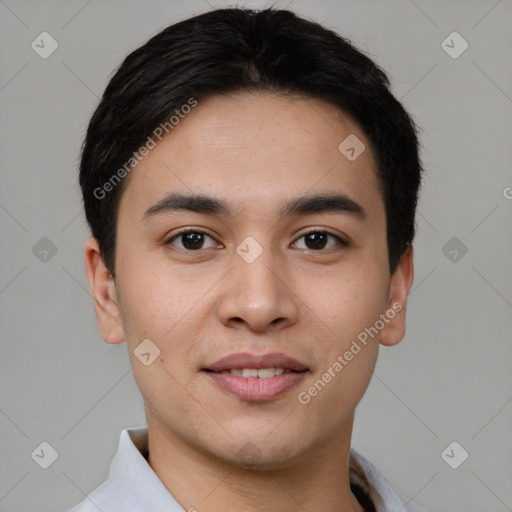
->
[379,245,414,347]
[84,237,125,344]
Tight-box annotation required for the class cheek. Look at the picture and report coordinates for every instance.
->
[303,345,378,441]
[115,262,203,413]
[301,262,387,414]
[116,246,195,336]
[115,250,215,380]
[309,263,389,344]
[295,312,379,444]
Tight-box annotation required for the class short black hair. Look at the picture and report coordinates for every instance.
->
[79,6,423,276]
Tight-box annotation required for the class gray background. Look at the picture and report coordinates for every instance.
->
[1,0,511,511]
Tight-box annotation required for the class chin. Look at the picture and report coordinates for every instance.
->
[209,434,305,472]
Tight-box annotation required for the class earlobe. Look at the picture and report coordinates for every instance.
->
[379,245,414,347]
[84,237,125,344]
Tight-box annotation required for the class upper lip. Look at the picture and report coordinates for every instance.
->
[205,352,309,372]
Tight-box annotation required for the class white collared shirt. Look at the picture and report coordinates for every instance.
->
[67,427,426,512]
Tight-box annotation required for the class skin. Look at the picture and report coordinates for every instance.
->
[85,91,414,512]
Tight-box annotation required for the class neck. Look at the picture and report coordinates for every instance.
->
[146,412,365,512]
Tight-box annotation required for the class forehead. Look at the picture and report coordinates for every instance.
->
[118,91,383,222]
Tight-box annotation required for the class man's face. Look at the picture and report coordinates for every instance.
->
[89,92,412,468]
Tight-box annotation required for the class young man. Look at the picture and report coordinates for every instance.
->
[69,7,425,512]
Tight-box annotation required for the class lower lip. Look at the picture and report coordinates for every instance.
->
[205,371,308,401]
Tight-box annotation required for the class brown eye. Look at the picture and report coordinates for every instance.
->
[166,230,218,251]
[293,230,347,251]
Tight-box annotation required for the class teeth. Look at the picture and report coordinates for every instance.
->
[230,368,287,378]
[257,368,276,379]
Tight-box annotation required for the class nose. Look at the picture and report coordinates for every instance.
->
[216,239,300,333]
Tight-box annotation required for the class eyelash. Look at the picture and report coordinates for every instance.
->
[165,228,348,252]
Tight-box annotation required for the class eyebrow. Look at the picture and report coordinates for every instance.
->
[142,191,367,222]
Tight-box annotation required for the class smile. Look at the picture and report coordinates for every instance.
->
[204,368,308,401]
[216,367,291,378]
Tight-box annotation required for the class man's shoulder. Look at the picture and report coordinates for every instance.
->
[66,482,110,512]
[349,448,427,512]
[65,427,184,512]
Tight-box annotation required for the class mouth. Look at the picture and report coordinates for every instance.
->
[202,352,309,401]
[205,367,301,378]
